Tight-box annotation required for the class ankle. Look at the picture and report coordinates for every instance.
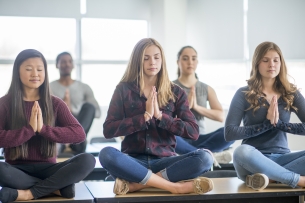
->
[297,176,305,187]
[174,182,192,194]
[17,190,34,201]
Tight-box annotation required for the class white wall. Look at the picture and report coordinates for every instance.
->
[248,0,305,60]
[186,0,244,61]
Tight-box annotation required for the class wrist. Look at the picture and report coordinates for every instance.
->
[144,111,152,121]
[154,111,162,120]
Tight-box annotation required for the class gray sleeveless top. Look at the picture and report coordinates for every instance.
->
[173,79,208,134]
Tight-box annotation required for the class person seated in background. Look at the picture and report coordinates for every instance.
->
[50,52,101,155]
[225,41,305,190]
[0,49,95,203]
[173,46,234,166]
[99,38,214,195]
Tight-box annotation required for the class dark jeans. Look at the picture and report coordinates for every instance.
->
[99,147,213,184]
[175,127,234,154]
[0,153,95,199]
[59,103,96,155]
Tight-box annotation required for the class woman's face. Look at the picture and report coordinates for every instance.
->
[143,45,162,78]
[178,48,198,76]
[258,49,281,80]
[19,57,45,91]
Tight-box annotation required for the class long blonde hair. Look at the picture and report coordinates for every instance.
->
[121,38,175,107]
[245,41,297,112]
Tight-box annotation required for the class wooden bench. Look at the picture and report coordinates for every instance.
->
[85,177,305,203]
[14,182,93,203]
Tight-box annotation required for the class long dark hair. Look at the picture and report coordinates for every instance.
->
[7,49,55,160]
[177,46,198,79]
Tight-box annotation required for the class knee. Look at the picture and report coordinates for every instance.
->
[83,103,95,113]
[195,149,214,169]
[73,153,96,171]
[99,147,118,168]
[233,144,254,163]
[0,162,10,185]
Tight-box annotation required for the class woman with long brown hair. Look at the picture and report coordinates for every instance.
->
[225,41,305,190]
[0,49,95,203]
[99,38,214,195]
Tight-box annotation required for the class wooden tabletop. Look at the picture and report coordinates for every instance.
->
[16,182,93,203]
[85,177,305,202]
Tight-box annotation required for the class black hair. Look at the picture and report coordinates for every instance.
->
[56,52,72,67]
[177,46,198,79]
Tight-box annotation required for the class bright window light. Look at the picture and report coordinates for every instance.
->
[81,18,148,60]
[80,0,87,15]
[196,62,248,109]
[0,16,76,60]
[82,64,127,106]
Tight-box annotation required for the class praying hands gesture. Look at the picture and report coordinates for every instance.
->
[63,89,72,111]
[188,86,197,109]
[266,95,279,127]
[144,86,162,121]
[29,101,44,133]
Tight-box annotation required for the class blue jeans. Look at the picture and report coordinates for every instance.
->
[175,127,234,154]
[99,147,213,184]
[233,144,305,188]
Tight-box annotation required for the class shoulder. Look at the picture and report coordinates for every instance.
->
[196,80,209,91]
[237,86,249,93]
[197,80,208,87]
[116,82,135,91]
[51,95,67,109]
[74,80,91,89]
[49,80,59,87]
[172,83,186,96]
[172,79,179,85]
[0,94,11,110]
[293,89,305,102]
[233,86,249,101]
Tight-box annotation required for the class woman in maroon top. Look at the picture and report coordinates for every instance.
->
[0,49,96,203]
[99,38,214,195]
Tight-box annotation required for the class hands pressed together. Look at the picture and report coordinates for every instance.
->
[188,86,197,109]
[144,86,162,122]
[266,95,279,127]
[63,89,71,111]
[30,101,43,133]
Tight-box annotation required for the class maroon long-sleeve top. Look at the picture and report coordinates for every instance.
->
[103,82,199,157]
[0,95,85,165]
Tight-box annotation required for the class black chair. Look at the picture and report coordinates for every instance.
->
[201,170,237,178]
[105,170,237,182]
[105,175,115,181]
[90,137,117,144]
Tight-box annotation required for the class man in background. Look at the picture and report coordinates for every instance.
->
[50,52,101,156]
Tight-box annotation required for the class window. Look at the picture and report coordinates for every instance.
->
[0,65,13,97]
[82,64,127,106]
[0,16,76,97]
[81,18,148,60]
[286,61,305,95]
[196,62,248,109]
[0,16,76,60]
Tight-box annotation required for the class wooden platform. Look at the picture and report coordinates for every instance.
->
[85,177,305,203]
[16,182,93,203]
